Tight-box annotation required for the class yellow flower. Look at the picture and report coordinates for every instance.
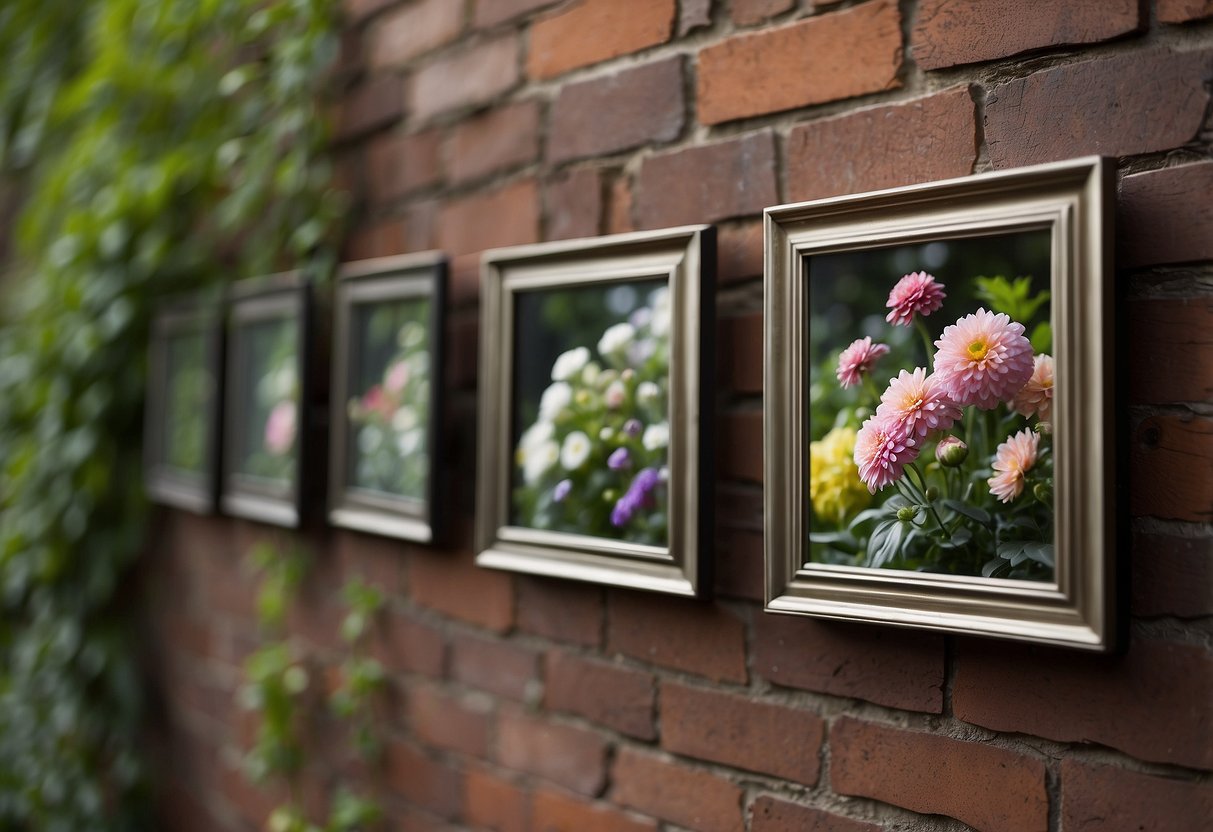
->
[809,426,870,525]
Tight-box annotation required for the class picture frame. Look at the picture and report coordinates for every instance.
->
[764,156,1116,650]
[328,252,447,543]
[144,291,225,514]
[476,226,715,597]
[220,271,316,528]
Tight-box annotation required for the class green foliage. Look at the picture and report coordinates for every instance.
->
[0,0,340,827]
[974,275,1050,327]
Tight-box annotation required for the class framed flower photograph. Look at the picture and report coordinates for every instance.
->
[476,226,715,596]
[220,272,315,528]
[144,292,224,513]
[328,253,446,543]
[765,157,1117,649]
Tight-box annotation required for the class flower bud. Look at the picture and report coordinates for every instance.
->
[896,505,919,522]
[1034,421,1053,435]
[935,435,969,467]
[924,486,939,502]
[1033,481,1052,503]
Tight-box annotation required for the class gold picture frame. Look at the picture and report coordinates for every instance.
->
[764,157,1117,649]
[476,227,715,597]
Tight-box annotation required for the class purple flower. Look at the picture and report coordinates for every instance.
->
[552,479,572,503]
[609,467,661,527]
[608,447,631,471]
[622,418,643,437]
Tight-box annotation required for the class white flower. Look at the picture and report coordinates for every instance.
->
[397,428,423,456]
[605,380,626,410]
[520,420,554,453]
[391,406,418,433]
[398,321,425,349]
[598,322,635,358]
[551,346,590,381]
[636,381,661,407]
[523,439,559,484]
[560,431,592,470]
[581,362,601,385]
[539,382,572,420]
[650,287,671,337]
[643,422,669,451]
[599,427,614,441]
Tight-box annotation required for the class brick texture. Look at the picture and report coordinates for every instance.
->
[545,650,655,739]
[369,0,463,68]
[449,632,540,701]
[545,168,603,241]
[407,549,515,632]
[531,788,658,832]
[336,75,404,140]
[385,741,465,819]
[436,178,540,257]
[718,409,763,483]
[515,576,603,647]
[465,766,529,832]
[1159,0,1213,23]
[750,797,880,832]
[410,35,519,120]
[474,0,560,28]
[697,0,902,124]
[831,717,1049,832]
[366,129,443,204]
[447,101,540,185]
[1131,532,1213,618]
[528,0,676,79]
[611,748,744,832]
[732,0,794,27]
[408,684,493,757]
[1129,298,1213,403]
[1131,414,1213,523]
[1061,760,1213,831]
[1119,162,1213,268]
[607,592,747,683]
[496,710,609,795]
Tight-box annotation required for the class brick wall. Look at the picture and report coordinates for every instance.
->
[143,2,1213,830]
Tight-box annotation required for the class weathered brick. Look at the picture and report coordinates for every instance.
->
[753,613,945,713]
[344,217,408,261]
[913,0,1140,70]
[547,57,684,164]
[1129,298,1213,403]
[449,632,540,701]
[531,788,657,832]
[635,131,777,229]
[410,35,519,120]
[732,0,793,27]
[953,638,1213,769]
[369,0,463,68]
[465,766,529,832]
[984,49,1211,169]
[1131,414,1213,523]
[496,709,609,795]
[697,1,902,125]
[719,313,762,395]
[786,87,975,202]
[408,549,515,632]
[607,176,635,235]
[336,75,404,140]
[448,101,540,185]
[528,0,675,79]
[662,683,824,785]
[436,178,540,257]
[515,576,603,647]
[368,606,447,677]
[717,221,763,285]
[545,168,602,241]
[607,591,746,683]
[1158,0,1213,23]
[718,409,762,483]
[1120,162,1213,268]
[751,796,880,832]
[408,684,492,757]
[1131,531,1213,618]
[714,527,763,602]
[332,529,406,596]
[1061,760,1213,831]
[611,748,744,832]
[545,650,655,739]
[366,130,443,204]
[679,0,711,35]
[386,741,465,819]
[474,0,560,28]
[832,718,1047,832]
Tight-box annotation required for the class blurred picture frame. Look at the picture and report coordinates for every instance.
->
[144,292,224,514]
[764,156,1117,650]
[476,227,716,597]
[328,252,447,543]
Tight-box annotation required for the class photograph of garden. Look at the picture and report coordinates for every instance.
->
[160,327,213,477]
[231,316,300,485]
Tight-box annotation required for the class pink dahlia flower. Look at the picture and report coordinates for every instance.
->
[886,271,946,326]
[836,336,891,388]
[1012,353,1054,423]
[264,400,297,456]
[876,368,963,441]
[988,428,1040,503]
[853,414,918,494]
[932,308,1034,410]
[384,360,410,394]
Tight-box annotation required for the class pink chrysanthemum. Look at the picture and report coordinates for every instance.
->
[853,414,918,494]
[1012,353,1054,423]
[836,336,891,388]
[876,367,963,441]
[988,428,1040,503]
[886,271,946,326]
[932,308,1034,410]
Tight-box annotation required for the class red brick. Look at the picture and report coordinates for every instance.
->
[343,0,397,23]
[753,613,945,712]
[697,1,902,125]
[717,221,763,285]
[732,0,793,27]
[449,632,539,701]
[913,0,1140,70]
[611,748,744,832]
[1061,759,1213,831]
[1159,0,1213,23]
[344,217,408,260]
[1129,298,1213,403]
[636,131,777,229]
[1131,531,1213,618]
[984,49,1211,169]
[403,198,439,253]
[545,650,655,739]
[1120,163,1213,268]
[408,549,514,632]
[474,0,560,28]
[718,409,762,483]
[545,168,602,241]
[1131,414,1213,523]
[607,592,746,683]
[528,0,675,79]
[496,709,608,795]
[332,529,406,596]
[386,741,465,819]
[368,606,446,677]
[786,87,976,202]
[516,576,603,647]
[336,75,404,140]
[465,766,529,832]
[449,252,481,305]
[720,313,761,395]
[410,35,519,120]
[366,130,443,205]
[448,101,540,185]
[409,684,492,757]
[714,527,763,602]
[532,788,657,832]
[831,717,1048,832]
[369,0,463,68]
[750,797,880,832]
[436,178,539,257]
[953,638,1213,769]
[661,683,824,785]
[607,176,635,235]
[547,57,684,164]
[679,0,711,35]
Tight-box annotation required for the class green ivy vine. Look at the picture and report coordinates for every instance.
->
[0,0,342,828]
